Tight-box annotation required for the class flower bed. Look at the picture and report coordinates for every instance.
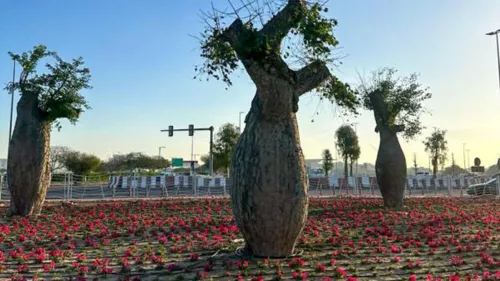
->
[0,197,499,280]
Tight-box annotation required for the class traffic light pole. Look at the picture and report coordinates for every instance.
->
[161,125,214,176]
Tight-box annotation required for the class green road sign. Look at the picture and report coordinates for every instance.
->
[172,158,183,167]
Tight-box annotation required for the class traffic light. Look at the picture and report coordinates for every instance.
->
[168,125,173,137]
[188,124,194,136]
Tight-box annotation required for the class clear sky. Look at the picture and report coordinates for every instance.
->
[1,0,500,169]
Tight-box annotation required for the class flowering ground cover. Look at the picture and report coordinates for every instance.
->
[0,197,499,281]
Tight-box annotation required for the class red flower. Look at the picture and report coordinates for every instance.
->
[315,263,326,272]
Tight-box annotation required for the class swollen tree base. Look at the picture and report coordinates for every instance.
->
[229,94,308,258]
[375,129,407,209]
[7,92,51,217]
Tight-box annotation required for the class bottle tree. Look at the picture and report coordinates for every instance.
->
[196,0,357,257]
[360,68,431,208]
[6,45,91,216]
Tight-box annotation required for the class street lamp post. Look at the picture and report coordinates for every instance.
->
[238,111,245,133]
[463,143,466,171]
[158,146,165,158]
[467,149,470,171]
[486,29,500,93]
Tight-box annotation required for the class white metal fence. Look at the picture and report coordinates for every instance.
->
[0,173,499,201]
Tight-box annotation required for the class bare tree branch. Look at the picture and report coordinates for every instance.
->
[295,60,331,95]
[258,0,306,48]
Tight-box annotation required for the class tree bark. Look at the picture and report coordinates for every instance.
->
[370,90,406,209]
[223,2,331,256]
[229,79,308,258]
[375,128,406,209]
[7,92,51,217]
[349,159,353,177]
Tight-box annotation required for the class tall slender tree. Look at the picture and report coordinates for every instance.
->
[335,125,359,181]
[196,0,358,257]
[321,149,334,176]
[423,128,448,176]
[212,123,240,176]
[349,145,360,176]
[6,45,91,216]
[360,68,431,208]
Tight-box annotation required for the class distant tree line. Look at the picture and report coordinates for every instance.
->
[50,146,171,175]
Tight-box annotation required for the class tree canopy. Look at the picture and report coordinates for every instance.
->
[335,125,359,162]
[212,123,240,175]
[335,125,359,177]
[321,149,333,176]
[359,68,431,139]
[442,164,469,176]
[101,153,171,172]
[62,152,102,175]
[7,45,91,130]
[196,0,358,113]
[423,128,448,175]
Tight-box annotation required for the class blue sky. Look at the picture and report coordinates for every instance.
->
[1,0,500,168]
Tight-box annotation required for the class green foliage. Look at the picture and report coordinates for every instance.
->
[101,153,171,172]
[360,68,431,139]
[7,45,91,130]
[349,145,361,164]
[296,3,338,61]
[485,164,500,176]
[442,164,469,176]
[212,123,240,175]
[319,76,359,115]
[335,125,360,174]
[62,151,102,175]
[196,19,240,86]
[321,149,334,176]
[195,1,357,115]
[423,128,448,175]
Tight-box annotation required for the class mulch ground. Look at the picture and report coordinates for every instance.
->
[0,197,499,281]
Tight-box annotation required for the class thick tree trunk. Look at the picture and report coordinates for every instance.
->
[375,128,406,209]
[7,92,51,217]
[349,159,353,177]
[230,84,308,258]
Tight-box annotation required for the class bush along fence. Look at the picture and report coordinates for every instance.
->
[0,173,499,201]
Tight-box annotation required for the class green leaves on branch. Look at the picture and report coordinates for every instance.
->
[196,1,341,87]
[296,3,339,61]
[7,45,91,130]
[319,76,359,115]
[196,24,240,86]
[359,68,431,139]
